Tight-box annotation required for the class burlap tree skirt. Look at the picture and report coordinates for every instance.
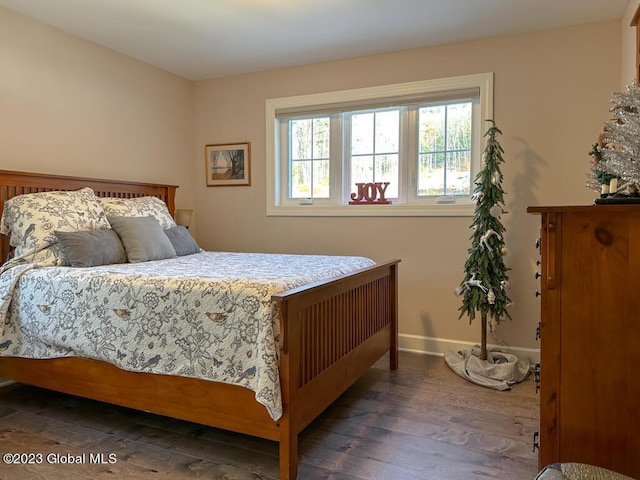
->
[444,346,530,390]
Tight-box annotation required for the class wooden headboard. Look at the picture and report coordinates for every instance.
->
[0,170,178,263]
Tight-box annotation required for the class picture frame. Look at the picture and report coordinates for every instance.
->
[204,142,251,186]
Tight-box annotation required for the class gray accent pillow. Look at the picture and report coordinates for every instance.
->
[55,229,126,267]
[163,226,200,256]
[108,216,177,263]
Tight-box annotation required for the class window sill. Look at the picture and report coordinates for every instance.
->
[266,203,475,217]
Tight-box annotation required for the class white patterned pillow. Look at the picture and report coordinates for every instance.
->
[99,196,176,229]
[0,187,110,262]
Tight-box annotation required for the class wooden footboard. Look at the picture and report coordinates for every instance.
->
[274,259,399,479]
[0,169,400,480]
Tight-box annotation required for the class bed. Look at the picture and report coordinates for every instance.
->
[0,169,399,480]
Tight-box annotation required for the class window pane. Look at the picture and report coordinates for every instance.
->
[291,119,311,160]
[445,150,471,195]
[351,113,374,155]
[418,152,445,196]
[375,154,399,197]
[351,155,373,189]
[419,105,445,153]
[446,103,472,151]
[291,160,311,198]
[312,117,330,158]
[313,159,330,198]
[375,110,399,153]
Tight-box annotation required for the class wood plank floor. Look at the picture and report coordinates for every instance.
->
[0,352,539,480]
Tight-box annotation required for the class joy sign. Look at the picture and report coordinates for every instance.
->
[349,182,392,204]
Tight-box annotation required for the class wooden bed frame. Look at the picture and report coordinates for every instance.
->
[0,169,400,479]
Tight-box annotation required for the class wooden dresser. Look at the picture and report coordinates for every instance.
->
[528,205,640,479]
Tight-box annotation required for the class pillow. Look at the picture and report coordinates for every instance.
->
[108,216,176,263]
[100,196,176,229]
[163,226,200,256]
[55,229,126,267]
[0,187,110,262]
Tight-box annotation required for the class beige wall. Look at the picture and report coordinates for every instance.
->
[0,7,196,212]
[194,21,621,357]
[0,5,624,359]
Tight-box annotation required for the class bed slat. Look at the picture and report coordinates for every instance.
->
[297,276,391,388]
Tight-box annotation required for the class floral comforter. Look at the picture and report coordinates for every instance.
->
[0,251,375,420]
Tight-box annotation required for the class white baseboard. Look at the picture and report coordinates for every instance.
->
[399,333,540,364]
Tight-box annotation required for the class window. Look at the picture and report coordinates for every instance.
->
[266,73,493,216]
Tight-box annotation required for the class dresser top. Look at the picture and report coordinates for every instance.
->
[527,204,640,214]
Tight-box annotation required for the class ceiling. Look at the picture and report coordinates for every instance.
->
[0,0,630,81]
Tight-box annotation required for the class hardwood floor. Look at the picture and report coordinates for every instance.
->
[0,352,539,480]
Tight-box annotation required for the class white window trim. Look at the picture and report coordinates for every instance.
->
[265,72,494,217]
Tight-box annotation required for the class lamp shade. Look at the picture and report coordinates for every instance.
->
[174,208,194,228]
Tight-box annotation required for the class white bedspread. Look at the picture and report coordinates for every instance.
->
[0,251,375,420]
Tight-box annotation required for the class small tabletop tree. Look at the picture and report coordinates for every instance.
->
[455,120,512,361]
[591,81,640,193]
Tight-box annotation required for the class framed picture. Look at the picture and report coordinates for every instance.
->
[204,142,251,186]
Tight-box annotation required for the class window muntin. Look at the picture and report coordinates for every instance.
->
[266,73,493,216]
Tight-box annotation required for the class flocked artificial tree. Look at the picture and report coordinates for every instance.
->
[455,120,512,361]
